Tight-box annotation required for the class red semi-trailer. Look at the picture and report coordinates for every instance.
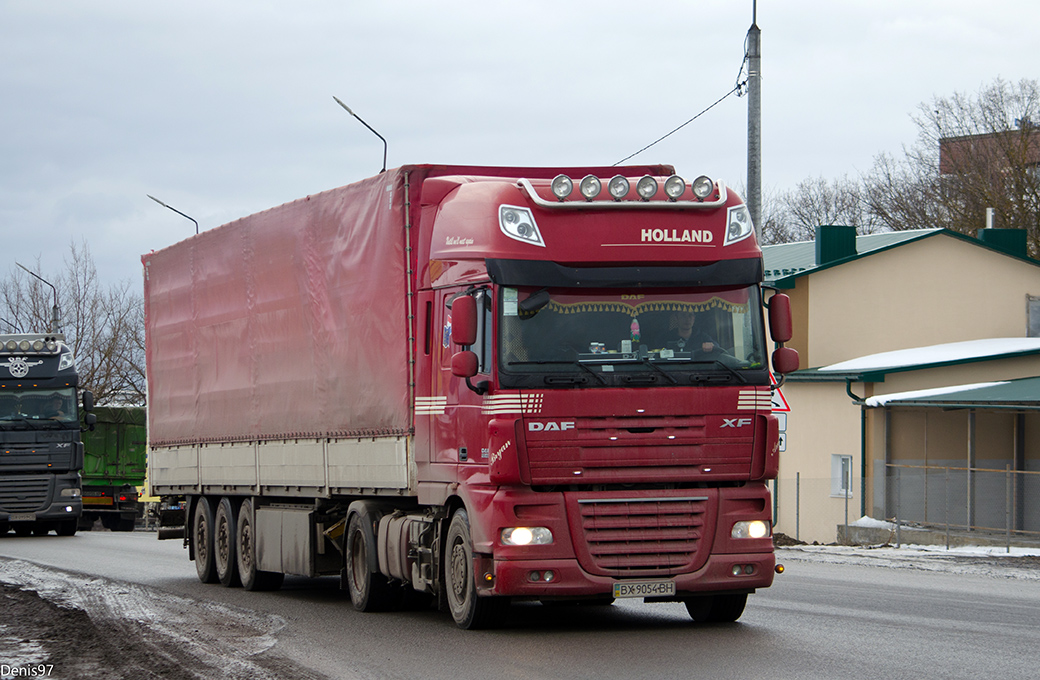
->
[144,164,798,629]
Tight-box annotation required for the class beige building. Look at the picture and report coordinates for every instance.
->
[763,227,1040,543]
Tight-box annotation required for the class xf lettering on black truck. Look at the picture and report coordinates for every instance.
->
[144,164,798,628]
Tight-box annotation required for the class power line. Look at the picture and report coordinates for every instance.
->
[613,85,742,166]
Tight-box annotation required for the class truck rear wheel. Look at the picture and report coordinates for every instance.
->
[684,593,747,623]
[345,512,395,612]
[215,497,241,587]
[444,509,508,629]
[236,499,283,591]
[192,497,219,584]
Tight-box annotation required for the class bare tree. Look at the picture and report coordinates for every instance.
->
[865,77,1040,254]
[774,175,881,242]
[1,241,145,406]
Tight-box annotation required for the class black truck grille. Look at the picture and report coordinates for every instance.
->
[0,477,51,512]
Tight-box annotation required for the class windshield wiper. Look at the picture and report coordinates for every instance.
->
[505,360,608,385]
[637,358,678,384]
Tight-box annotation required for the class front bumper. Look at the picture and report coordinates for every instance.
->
[483,550,776,599]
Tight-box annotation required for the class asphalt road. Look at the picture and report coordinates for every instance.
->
[2,531,1039,679]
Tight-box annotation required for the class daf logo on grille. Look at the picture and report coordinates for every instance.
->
[528,421,575,432]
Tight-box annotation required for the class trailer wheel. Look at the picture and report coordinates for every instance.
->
[236,499,283,591]
[215,497,241,587]
[345,512,395,612]
[192,497,219,584]
[444,509,508,629]
[684,593,747,623]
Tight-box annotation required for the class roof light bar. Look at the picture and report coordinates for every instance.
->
[516,176,727,210]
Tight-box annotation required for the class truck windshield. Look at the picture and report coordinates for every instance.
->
[498,286,769,388]
[0,388,78,426]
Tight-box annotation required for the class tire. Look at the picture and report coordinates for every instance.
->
[685,593,748,623]
[236,499,283,591]
[113,517,136,532]
[192,497,219,584]
[215,497,241,587]
[444,509,508,629]
[13,525,32,537]
[345,512,395,612]
[56,519,77,537]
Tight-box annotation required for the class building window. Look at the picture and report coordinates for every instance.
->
[831,454,853,498]
[1028,295,1040,338]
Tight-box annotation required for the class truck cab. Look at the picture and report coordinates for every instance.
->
[0,334,93,536]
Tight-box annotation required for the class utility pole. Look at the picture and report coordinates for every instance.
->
[747,1,762,242]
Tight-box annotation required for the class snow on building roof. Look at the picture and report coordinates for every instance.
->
[818,338,1040,375]
[863,382,1009,407]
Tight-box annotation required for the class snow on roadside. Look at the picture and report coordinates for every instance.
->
[0,558,327,680]
[777,542,1040,581]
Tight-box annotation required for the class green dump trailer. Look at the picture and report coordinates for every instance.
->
[80,406,146,531]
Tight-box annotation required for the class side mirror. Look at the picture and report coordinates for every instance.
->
[451,351,479,379]
[768,293,793,344]
[83,412,97,433]
[82,390,94,412]
[452,295,478,346]
[772,346,800,375]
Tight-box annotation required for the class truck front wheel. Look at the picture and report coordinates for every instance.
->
[444,509,508,629]
[684,593,747,623]
[192,497,219,584]
[215,497,241,587]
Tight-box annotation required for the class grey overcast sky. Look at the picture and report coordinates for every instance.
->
[2,1,1038,288]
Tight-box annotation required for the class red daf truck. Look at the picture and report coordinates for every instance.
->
[144,164,798,629]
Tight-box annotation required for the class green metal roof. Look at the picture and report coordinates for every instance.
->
[863,375,1040,410]
[763,229,941,284]
[762,228,1040,287]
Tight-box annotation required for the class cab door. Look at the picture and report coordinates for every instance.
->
[429,288,493,483]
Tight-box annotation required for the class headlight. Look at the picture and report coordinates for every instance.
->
[724,205,754,246]
[731,520,770,539]
[499,205,545,247]
[18,340,30,351]
[501,527,553,546]
[61,488,82,498]
[58,351,76,372]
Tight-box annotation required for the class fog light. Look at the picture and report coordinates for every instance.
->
[64,506,73,513]
[579,175,602,200]
[691,175,714,199]
[608,175,630,199]
[529,571,542,582]
[732,565,743,577]
[744,565,755,575]
[551,174,574,200]
[542,571,555,582]
[636,176,658,200]
[664,175,686,200]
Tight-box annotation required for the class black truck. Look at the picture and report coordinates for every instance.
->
[0,333,95,536]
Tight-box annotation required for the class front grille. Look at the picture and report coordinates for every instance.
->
[0,477,51,512]
[568,494,712,576]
